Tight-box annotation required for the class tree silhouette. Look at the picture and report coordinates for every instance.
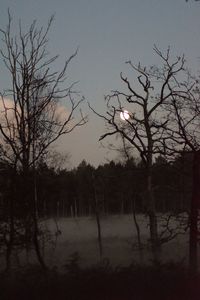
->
[160,71,200,273]
[0,12,86,269]
[90,46,186,256]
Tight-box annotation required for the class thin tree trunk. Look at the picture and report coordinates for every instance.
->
[33,174,47,269]
[146,169,160,262]
[131,194,144,264]
[131,197,142,250]
[95,206,103,257]
[93,177,103,257]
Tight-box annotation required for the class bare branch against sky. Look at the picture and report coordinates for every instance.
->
[0,1,199,167]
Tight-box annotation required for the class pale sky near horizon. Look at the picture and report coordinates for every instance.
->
[0,0,200,168]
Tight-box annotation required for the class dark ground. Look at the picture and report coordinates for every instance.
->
[0,261,200,300]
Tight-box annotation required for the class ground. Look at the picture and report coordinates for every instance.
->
[1,214,200,300]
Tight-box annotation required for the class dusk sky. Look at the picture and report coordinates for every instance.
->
[0,0,200,167]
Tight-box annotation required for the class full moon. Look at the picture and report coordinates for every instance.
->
[120,110,130,121]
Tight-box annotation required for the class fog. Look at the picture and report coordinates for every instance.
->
[2,214,190,271]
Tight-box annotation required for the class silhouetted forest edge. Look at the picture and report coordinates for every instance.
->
[0,261,200,300]
[0,155,191,219]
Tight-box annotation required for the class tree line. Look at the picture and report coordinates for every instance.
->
[10,155,190,219]
[0,153,192,268]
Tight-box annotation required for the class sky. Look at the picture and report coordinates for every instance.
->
[0,0,200,167]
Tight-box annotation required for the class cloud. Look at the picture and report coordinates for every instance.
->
[54,103,70,123]
[0,97,16,124]
[0,96,71,123]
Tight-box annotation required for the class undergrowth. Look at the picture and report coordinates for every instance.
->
[0,259,199,300]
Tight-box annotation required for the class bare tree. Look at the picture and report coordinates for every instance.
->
[90,46,186,256]
[160,71,200,273]
[0,12,86,269]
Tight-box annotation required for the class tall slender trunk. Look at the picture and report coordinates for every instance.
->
[93,177,103,257]
[131,196,143,264]
[146,168,159,261]
[189,150,200,273]
[33,171,47,269]
[30,109,47,269]
[131,196,142,250]
[95,205,103,257]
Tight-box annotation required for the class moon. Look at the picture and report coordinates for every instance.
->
[120,110,130,121]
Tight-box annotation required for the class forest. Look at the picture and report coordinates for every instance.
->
[0,154,191,219]
[0,153,196,299]
[0,6,200,300]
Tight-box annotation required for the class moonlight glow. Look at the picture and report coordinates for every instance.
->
[120,110,130,121]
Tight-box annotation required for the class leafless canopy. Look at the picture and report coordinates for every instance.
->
[0,12,87,170]
[90,46,189,165]
[161,73,200,155]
